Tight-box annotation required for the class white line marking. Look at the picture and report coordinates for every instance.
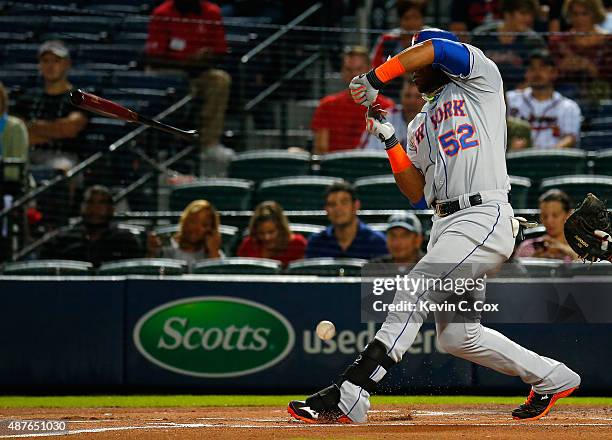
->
[2,420,612,438]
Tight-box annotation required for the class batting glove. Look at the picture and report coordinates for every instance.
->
[350,71,381,107]
[365,105,398,149]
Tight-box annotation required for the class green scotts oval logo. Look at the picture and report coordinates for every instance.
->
[133,297,295,377]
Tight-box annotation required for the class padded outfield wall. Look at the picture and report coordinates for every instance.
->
[0,275,608,394]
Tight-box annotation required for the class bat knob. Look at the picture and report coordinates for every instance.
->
[70,89,85,106]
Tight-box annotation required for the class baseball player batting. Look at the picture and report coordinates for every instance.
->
[288,29,580,424]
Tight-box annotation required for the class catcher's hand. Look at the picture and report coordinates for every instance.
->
[365,105,398,149]
[564,193,612,262]
[350,73,379,107]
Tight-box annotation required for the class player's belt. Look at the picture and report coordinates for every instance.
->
[434,193,482,218]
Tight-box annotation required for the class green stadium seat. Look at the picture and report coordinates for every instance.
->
[568,261,612,276]
[285,258,367,276]
[153,224,240,256]
[594,149,612,176]
[506,150,588,181]
[2,260,92,276]
[289,223,325,239]
[319,150,390,181]
[228,149,311,181]
[191,257,281,274]
[169,178,254,211]
[509,175,532,209]
[354,175,412,210]
[539,175,612,205]
[257,176,343,210]
[98,258,187,275]
[497,257,563,278]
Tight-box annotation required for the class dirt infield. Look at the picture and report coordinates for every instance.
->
[2,404,612,439]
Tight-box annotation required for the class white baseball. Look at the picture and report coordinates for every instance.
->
[316,320,336,340]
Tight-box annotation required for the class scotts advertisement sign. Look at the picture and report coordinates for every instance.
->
[133,297,295,377]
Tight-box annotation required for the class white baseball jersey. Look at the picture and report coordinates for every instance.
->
[506,88,582,150]
[336,42,580,423]
[406,44,510,206]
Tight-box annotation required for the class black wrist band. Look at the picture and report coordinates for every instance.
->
[384,134,399,149]
[366,69,384,90]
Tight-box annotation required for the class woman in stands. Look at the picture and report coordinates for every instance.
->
[146,199,222,264]
[549,0,612,101]
[515,189,579,261]
[237,201,307,266]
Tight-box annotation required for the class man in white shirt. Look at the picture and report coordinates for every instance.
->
[506,51,582,150]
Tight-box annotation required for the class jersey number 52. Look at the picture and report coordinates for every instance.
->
[438,124,479,156]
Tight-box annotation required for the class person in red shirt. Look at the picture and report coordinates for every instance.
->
[145,0,233,176]
[237,201,307,266]
[371,1,426,69]
[311,46,394,154]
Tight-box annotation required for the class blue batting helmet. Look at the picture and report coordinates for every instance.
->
[411,28,459,46]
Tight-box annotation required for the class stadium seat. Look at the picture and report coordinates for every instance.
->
[88,117,131,142]
[0,16,49,34]
[39,32,107,44]
[2,260,92,275]
[568,261,612,276]
[506,149,588,181]
[0,32,33,44]
[354,175,412,210]
[590,117,612,132]
[594,149,612,176]
[319,150,390,181]
[0,71,36,89]
[102,88,172,116]
[580,132,610,151]
[497,257,563,278]
[289,223,325,239]
[191,257,281,274]
[257,176,342,210]
[48,16,122,34]
[114,32,149,45]
[111,71,189,94]
[169,178,254,211]
[121,15,150,33]
[509,175,532,209]
[77,44,143,66]
[153,224,240,256]
[228,150,311,181]
[97,258,187,275]
[86,4,149,14]
[5,44,40,64]
[68,70,106,89]
[285,258,367,276]
[540,175,612,205]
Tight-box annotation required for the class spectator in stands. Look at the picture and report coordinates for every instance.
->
[549,0,612,102]
[472,0,545,88]
[515,189,578,261]
[0,82,28,193]
[39,185,141,266]
[507,116,533,150]
[371,212,424,264]
[311,46,394,154]
[363,80,424,149]
[14,40,88,174]
[506,50,581,149]
[450,0,501,39]
[237,201,307,266]
[146,199,222,264]
[371,1,426,69]
[145,0,234,176]
[306,182,387,259]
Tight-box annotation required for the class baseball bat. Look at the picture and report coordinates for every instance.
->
[70,89,199,141]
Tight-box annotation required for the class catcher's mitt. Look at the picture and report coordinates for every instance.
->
[564,193,612,262]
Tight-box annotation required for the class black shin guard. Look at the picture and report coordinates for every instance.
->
[340,339,396,393]
[304,383,343,416]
